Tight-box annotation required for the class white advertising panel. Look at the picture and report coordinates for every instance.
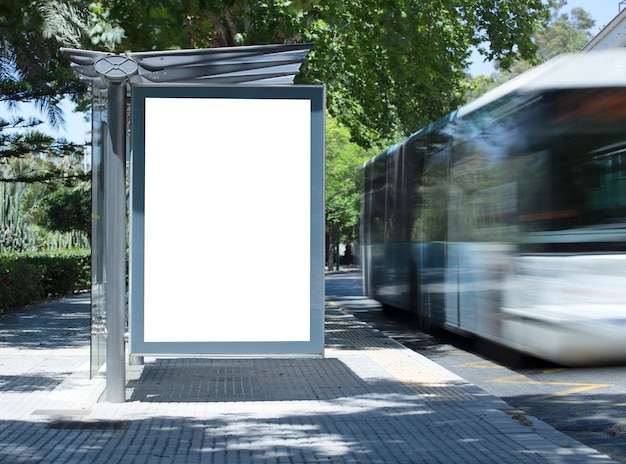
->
[130,85,325,356]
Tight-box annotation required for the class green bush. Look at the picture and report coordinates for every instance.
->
[0,257,44,309]
[0,248,90,310]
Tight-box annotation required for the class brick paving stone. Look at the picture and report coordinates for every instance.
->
[0,295,622,463]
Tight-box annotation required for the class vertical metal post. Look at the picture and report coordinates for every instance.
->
[105,82,127,403]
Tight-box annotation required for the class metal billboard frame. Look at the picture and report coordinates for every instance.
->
[129,83,325,357]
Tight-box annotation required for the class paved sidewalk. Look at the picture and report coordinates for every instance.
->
[0,292,619,463]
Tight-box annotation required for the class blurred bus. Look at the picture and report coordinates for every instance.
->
[360,50,626,365]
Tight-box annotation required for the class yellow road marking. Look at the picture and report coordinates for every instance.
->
[488,369,566,383]
[457,360,506,368]
[441,349,473,357]
[328,301,616,401]
[486,370,612,399]
[529,383,613,400]
[456,364,613,399]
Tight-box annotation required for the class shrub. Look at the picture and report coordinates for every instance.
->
[0,256,44,309]
[0,248,90,310]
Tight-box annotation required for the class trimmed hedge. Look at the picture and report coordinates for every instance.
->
[0,249,90,310]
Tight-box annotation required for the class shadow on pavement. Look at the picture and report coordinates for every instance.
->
[0,294,90,350]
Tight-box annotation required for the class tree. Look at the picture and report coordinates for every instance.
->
[0,0,92,181]
[37,185,91,239]
[534,1,594,62]
[325,116,376,269]
[1,1,551,258]
[96,0,549,146]
[90,0,548,268]
[466,0,595,99]
[309,0,548,146]
[0,157,46,252]
[0,1,94,250]
[1,122,85,175]
[0,116,89,250]
[0,0,90,126]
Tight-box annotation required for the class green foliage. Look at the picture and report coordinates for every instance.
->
[88,2,126,50]
[0,220,38,252]
[39,231,90,251]
[534,1,594,61]
[325,116,374,267]
[94,0,312,51]
[0,158,48,252]
[325,117,376,268]
[463,0,548,69]
[465,0,595,99]
[0,154,90,252]
[25,248,91,297]
[0,1,89,125]
[0,125,87,169]
[1,0,552,272]
[326,116,378,243]
[306,0,547,146]
[37,185,91,238]
[1,1,92,253]
[95,0,549,146]
[0,256,44,310]
[0,248,90,310]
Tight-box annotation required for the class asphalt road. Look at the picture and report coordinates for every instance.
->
[325,270,626,464]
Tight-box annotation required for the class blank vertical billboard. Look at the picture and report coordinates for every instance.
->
[130,84,325,356]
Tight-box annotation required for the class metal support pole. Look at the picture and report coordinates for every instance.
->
[105,82,127,403]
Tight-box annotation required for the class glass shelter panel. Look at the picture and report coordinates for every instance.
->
[90,87,106,378]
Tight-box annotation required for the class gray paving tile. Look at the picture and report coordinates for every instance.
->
[0,295,619,463]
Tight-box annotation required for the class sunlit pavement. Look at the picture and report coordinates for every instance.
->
[0,289,618,463]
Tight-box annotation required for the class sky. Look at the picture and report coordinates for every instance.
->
[10,0,626,145]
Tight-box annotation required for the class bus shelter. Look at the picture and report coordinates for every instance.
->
[61,44,325,403]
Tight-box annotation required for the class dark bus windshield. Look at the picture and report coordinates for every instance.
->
[519,88,626,232]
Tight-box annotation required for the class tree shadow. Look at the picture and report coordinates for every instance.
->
[0,374,64,393]
[503,392,626,464]
[1,385,618,464]
[0,294,90,350]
